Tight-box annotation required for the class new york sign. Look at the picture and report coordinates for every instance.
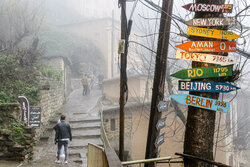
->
[186,17,236,27]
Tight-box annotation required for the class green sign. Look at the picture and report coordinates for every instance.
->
[171,66,232,79]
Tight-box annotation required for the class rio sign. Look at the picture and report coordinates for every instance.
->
[171,66,232,80]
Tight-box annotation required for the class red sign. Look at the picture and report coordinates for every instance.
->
[18,96,30,124]
[176,41,236,53]
[183,3,233,13]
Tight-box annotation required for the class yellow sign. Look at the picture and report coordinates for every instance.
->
[118,40,125,54]
[188,26,240,40]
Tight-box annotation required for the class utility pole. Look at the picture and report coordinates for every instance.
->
[111,10,114,78]
[183,0,227,166]
[119,0,127,161]
[145,0,173,166]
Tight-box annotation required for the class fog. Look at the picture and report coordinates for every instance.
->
[0,0,250,166]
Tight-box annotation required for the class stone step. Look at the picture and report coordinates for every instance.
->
[80,153,87,158]
[73,135,100,139]
[72,129,100,136]
[69,148,88,156]
[82,157,87,167]
[69,138,102,149]
[47,123,100,132]
[40,136,49,142]
[69,117,100,123]
[71,157,83,164]
[71,122,100,129]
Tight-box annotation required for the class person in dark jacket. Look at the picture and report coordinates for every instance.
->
[53,115,72,164]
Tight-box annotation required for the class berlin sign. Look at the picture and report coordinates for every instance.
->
[182,3,233,13]
[188,27,241,40]
[178,81,240,93]
[170,66,232,80]
[176,50,237,65]
[186,17,236,27]
[176,41,236,53]
[170,94,230,113]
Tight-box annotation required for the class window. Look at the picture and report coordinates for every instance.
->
[111,119,115,131]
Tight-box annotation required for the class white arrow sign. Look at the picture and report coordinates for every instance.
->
[157,101,170,112]
[154,132,165,148]
[156,117,167,131]
[176,50,237,65]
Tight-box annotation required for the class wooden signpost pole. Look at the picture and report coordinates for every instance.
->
[181,0,234,166]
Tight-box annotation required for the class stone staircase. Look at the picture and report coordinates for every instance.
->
[68,115,102,166]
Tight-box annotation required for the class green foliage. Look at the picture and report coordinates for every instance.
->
[41,66,62,80]
[0,54,40,104]
[7,119,27,145]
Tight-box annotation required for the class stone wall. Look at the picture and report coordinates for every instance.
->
[0,56,73,161]
[0,104,35,161]
[35,56,72,139]
[36,76,64,139]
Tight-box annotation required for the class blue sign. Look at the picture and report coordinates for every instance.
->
[170,94,229,113]
[178,81,240,93]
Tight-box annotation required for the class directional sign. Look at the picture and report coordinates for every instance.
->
[157,101,170,112]
[154,132,165,148]
[156,117,167,131]
[178,81,240,93]
[18,96,30,124]
[186,17,236,27]
[29,106,41,128]
[183,3,233,13]
[170,94,230,113]
[176,41,236,53]
[171,66,232,80]
[188,27,241,40]
[176,50,237,65]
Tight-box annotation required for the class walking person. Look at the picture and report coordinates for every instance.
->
[53,119,65,159]
[54,115,72,164]
[81,74,89,95]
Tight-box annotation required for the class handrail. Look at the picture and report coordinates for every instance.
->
[99,101,112,149]
[99,100,122,166]
[121,156,183,166]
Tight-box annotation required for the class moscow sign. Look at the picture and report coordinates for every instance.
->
[182,3,233,13]
[171,66,232,80]
[188,26,241,40]
[176,41,236,53]
[178,81,240,93]
[175,50,237,65]
[186,17,236,27]
[170,94,230,113]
